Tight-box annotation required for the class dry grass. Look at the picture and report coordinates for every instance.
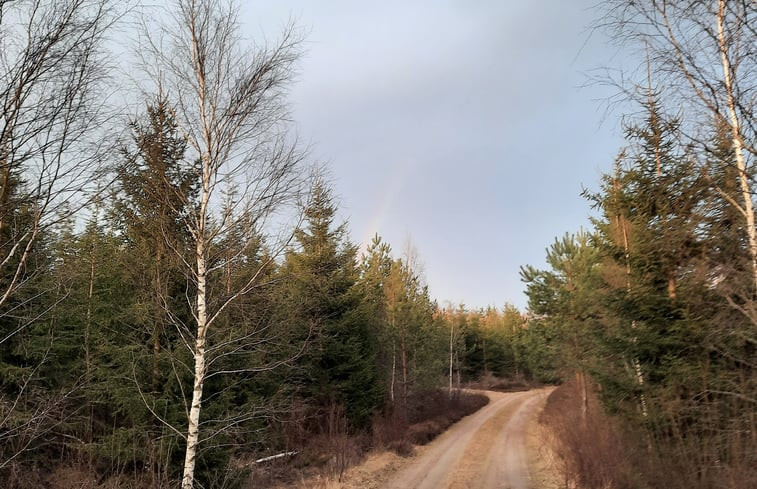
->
[466,372,536,392]
[525,393,564,489]
[539,380,757,489]
[283,450,406,489]
[9,391,490,489]
[258,390,489,489]
[540,380,640,489]
[378,390,489,452]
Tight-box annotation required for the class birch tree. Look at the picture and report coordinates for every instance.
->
[0,0,121,338]
[602,0,757,289]
[600,3,757,468]
[140,1,307,487]
[0,0,123,471]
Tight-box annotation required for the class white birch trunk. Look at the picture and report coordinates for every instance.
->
[181,338,206,489]
[633,355,648,417]
[151,4,305,485]
[616,173,649,418]
[717,0,757,291]
[455,352,461,390]
[181,242,208,489]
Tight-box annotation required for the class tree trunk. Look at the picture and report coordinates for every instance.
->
[181,245,208,489]
[181,336,206,489]
[400,334,408,419]
[717,0,757,292]
[667,274,677,300]
[0,142,10,247]
[85,235,96,380]
[482,337,488,377]
[615,166,649,418]
[84,221,97,467]
[448,322,454,398]
[152,251,163,392]
[633,352,648,418]
[576,370,588,424]
[455,352,461,390]
[390,344,396,405]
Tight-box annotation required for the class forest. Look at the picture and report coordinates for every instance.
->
[519,1,757,488]
[1,0,755,488]
[0,1,540,487]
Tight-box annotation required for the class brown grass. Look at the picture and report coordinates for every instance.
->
[540,380,640,489]
[257,390,489,489]
[466,372,537,392]
[539,380,757,489]
[9,391,490,489]
[374,390,489,453]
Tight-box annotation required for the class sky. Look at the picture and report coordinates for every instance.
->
[240,1,631,310]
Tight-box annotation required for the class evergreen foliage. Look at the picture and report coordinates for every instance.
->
[3,0,755,487]
[281,181,383,429]
[522,90,757,485]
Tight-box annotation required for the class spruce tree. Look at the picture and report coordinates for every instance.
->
[586,98,717,425]
[100,96,197,481]
[114,94,195,391]
[357,235,394,403]
[282,181,382,428]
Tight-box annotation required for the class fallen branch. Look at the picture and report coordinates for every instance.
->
[255,451,299,464]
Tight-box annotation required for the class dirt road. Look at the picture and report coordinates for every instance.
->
[380,388,554,489]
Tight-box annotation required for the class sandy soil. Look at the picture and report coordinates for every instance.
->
[307,388,557,489]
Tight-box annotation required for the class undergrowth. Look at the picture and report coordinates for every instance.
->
[250,389,488,488]
[541,379,757,489]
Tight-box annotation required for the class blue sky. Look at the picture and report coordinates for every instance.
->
[241,1,630,310]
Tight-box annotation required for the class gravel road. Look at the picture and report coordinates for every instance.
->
[380,388,553,489]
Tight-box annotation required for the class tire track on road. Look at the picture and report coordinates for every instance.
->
[382,388,551,489]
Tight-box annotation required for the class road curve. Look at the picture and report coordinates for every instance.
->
[380,388,553,489]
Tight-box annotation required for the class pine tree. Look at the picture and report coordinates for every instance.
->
[521,230,602,416]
